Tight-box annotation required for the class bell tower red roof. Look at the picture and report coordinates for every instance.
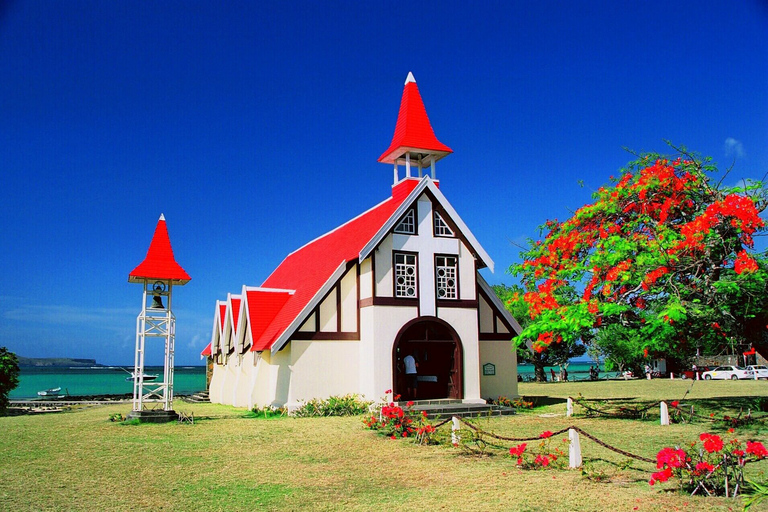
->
[378,72,453,165]
[129,214,191,284]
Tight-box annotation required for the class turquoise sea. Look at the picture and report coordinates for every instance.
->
[11,366,206,399]
[12,362,606,399]
[517,362,611,382]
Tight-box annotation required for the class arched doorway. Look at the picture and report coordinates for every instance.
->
[392,317,463,400]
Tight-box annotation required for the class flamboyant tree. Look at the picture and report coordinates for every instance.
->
[509,146,768,364]
[494,284,585,381]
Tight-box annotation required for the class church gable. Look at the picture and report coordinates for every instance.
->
[477,276,522,341]
[291,262,359,340]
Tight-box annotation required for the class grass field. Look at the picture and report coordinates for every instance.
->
[1,379,766,511]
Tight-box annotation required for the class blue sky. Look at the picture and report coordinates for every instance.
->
[1,1,766,365]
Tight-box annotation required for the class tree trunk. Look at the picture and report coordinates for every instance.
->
[534,360,547,382]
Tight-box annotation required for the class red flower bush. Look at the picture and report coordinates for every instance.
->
[649,432,768,496]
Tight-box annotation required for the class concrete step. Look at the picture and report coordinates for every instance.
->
[400,400,515,419]
[182,391,210,403]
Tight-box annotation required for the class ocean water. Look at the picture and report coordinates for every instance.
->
[11,362,605,399]
[11,366,206,399]
[517,362,614,382]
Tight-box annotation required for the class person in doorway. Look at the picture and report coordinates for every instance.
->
[403,352,419,399]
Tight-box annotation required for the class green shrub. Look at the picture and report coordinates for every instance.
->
[251,405,287,419]
[292,394,372,417]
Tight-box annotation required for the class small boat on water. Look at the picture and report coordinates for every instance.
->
[125,373,159,382]
[37,387,62,397]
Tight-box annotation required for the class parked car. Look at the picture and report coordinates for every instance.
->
[746,365,768,380]
[682,366,711,379]
[701,366,754,380]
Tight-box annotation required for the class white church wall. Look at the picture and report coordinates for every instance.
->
[359,258,373,299]
[359,305,418,401]
[285,340,359,408]
[479,340,518,400]
[375,235,394,297]
[340,266,357,332]
[319,291,337,332]
[458,241,476,301]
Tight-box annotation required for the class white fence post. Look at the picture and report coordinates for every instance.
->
[451,416,460,446]
[567,397,573,417]
[660,401,669,426]
[569,428,582,468]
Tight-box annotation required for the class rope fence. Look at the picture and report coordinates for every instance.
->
[568,396,768,425]
[430,415,656,465]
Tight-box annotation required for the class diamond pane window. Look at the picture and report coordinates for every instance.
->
[394,253,417,298]
[434,211,454,237]
[394,209,416,234]
[435,255,457,299]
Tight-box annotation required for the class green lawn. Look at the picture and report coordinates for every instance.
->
[1,379,766,511]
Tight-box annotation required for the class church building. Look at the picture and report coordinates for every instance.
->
[201,73,520,409]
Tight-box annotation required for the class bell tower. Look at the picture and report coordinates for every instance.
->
[379,72,453,184]
[127,214,191,422]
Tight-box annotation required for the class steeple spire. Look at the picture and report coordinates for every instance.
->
[129,214,191,284]
[379,72,452,183]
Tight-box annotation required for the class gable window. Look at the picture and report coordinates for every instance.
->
[434,211,454,237]
[394,209,416,234]
[394,252,418,298]
[435,255,458,299]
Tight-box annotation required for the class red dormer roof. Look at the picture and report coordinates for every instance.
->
[230,297,242,331]
[243,288,293,351]
[218,302,227,332]
[200,342,211,357]
[378,72,453,164]
[129,214,191,284]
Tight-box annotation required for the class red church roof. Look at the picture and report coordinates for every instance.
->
[129,214,191,284]
[378,72,453,164]
[200,342,211,357]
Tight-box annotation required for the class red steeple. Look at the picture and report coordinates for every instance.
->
[378,72,453,165]
[129,214,191,284]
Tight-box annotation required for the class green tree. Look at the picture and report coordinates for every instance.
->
[509,146,768,364]
[494,284,586,381]
[0,347,20,412]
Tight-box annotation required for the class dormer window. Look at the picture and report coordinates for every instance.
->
[394,209,416,234]
[434,211,454,237]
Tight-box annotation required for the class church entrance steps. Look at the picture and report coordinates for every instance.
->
[182,391,210,403]
[401,399,515,419]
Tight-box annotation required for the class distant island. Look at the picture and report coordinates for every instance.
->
[18,357,102,368]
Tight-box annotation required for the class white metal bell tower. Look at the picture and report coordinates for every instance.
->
[128,214,190,422]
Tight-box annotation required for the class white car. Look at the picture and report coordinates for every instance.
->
[701,366,754,380]
[746,365,768,380]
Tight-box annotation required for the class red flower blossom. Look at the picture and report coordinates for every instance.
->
[534,454,550,467]
[746,441,768,459]
[699,433,724,453]
[539,431,553,439]
[509,443,527,456]
[656,447,686,469]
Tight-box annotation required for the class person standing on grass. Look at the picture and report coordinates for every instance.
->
[550,368,557,382]
[404,352,418,399]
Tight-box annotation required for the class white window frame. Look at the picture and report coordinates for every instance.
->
[434,211,454,237]
[394,252,418,298]
[435,255,458,300]
[394,209,416,234]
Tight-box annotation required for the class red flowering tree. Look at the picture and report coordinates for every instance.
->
[510,147,768,364]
